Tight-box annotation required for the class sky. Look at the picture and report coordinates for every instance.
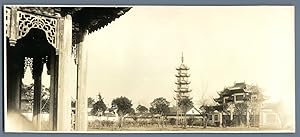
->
[22,6,294,124]
[83,6,294,108]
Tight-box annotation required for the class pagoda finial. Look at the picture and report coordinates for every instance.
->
[181,52,184,63]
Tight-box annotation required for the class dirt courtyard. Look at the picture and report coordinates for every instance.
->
[87,126,290,132]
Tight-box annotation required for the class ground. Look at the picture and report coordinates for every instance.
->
[87,126,289,132]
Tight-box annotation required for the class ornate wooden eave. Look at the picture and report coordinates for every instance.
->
[68,7,131,45]
[10,6,132,45]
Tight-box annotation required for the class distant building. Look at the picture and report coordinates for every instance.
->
[210,82,281,128]
[165,106,203,126]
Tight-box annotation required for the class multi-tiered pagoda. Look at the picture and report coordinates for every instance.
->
[174,53,192,126]
[174,53,192,100]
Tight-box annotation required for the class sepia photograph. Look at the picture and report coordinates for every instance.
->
[3,5,295,133]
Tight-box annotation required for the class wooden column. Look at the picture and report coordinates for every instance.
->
[32,57,44,130]
[75,36,88,131]
[6,6,19,112]
[33,75,42,130]
[9,7,17,47]
[219,112,223,127]
[15,71,22,111]
[7,68,21,112]
[49,54,58,130]
[230,111,233,121]
[57,15,73,131]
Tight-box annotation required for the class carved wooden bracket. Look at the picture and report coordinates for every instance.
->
[5,7,59,49]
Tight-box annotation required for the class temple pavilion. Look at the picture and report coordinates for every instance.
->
[4,6,131,131]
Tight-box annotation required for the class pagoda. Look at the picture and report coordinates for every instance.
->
[174,53,192,126]
[174,53,192,100]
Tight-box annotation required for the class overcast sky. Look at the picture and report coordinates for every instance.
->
[22,6,294,122]
[82,6,294,109]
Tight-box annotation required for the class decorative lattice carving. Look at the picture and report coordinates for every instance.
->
[5,8,11,37]
[42,56,48,64]
[17,11,57,47]
[24,57,33,73]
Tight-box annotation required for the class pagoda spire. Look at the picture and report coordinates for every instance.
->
[181,52,184,63]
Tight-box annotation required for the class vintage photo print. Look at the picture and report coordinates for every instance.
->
[3,5,295,133]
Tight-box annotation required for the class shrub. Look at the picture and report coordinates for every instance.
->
[169,118,176,125]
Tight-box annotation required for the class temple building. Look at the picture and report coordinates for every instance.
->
[4,6,131,131]
[174,53,192,125]
[211,82,281,128]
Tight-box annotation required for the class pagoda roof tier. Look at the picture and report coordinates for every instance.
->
[176,68,190,70]
[176,64,190,70]
[175,81,191,85]
[174,89,192,93]
[177,87,189,90]
[175,74,191,77]
[15,6,131,45]
[174,95,193,100]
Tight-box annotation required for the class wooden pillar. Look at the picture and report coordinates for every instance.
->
[219,112,223,127]
[14,71,22,111]
[9,7,17,47]
[9,68,22,111]
[176,107,179,127]
[33,75,42,130]
[49,54,58,130]
[75,35,88,131]
[6,6,19,112]
[229,105,234,121]
[32,57,44,130]
[246,108,250,127]
[57,15,73,131]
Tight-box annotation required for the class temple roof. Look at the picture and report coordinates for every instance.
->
[16,6,131,45]
[228,82,247,90]
[217,82,247,96]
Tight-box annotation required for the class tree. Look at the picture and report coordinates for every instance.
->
[233,84,265,127]
[149,97,170,127]
[88,97,95,108]
[71,98,76,108]
[20,83,50,113]
[136,105,148,114]
[233,103,248,126]
[91,93,107,116]
[129,107,136,115]
[246,84,265,127]
[198,82,211,128]
[40,87,50,113]
[178,97,194,128]
[111,96,133,128]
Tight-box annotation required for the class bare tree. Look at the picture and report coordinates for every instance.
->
[198,81,210,128]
